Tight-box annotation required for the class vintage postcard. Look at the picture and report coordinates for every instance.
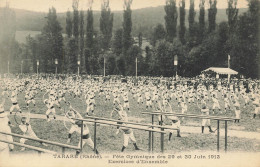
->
[0,0,259,166]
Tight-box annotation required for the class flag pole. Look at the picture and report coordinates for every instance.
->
[228,55,230,69]
[136,57,137,78]
[228,55,230,83]
[174,55,178,80]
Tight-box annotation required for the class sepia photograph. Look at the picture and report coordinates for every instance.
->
[0,0,259,166]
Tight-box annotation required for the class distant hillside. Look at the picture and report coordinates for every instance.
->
[10,6,248,38]
[15,30,41,43]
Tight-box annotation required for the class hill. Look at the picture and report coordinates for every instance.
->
[10,6,248,38]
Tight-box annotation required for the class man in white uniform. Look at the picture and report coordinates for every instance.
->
[10,91,22,115]
[252,95,260,119]
[0,99,14,155]
[19,117,47,151]
[122,90,130,112]
[200,103,214,133]
[44,99,56,122]
[67,120,99,155]
[66,104,99,155]
[110,105,140,152]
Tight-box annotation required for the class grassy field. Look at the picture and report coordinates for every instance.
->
[2,89,260,154]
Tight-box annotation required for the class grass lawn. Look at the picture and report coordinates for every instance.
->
[1,89,260,154]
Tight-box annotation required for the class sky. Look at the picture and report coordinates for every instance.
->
[0,0,249,13]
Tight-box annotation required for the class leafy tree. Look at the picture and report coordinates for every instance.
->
[171,39,186,76]
[188,22,200,48]
[154,40,184,77]
[179,0,186,44]
[185,45,204,76]
[41,7,64,73]
[122,0,133,55]
[26,35,38,72]
[136,52,145,76]
[79,10,85,73]
[88,45,99,74]
[117,55,126,75]
[85,8,95,74]
[0,3,16,73]
[164,0,178,43]
[66,9,73,38]
[72,0,79,40]
[151,24,166,46]
[67,37,78,73]
[226,0,238,32]
[189,0,197,47]
[216,22,229,66]
[20,43,31,73]
[197,32,219,70]
[34,34,53,73]
[106,54,116,75]
[85,9,94,49]
[188,0,196,34]
[155,40,172,76]
[84,48,91,73]
[143,46,153,75]
[198,0,206,43]
[112,28,123,57]
[125,45,142,76]
[138,32,143,48]
[227,0,259,78]
[208,0,217,33]
[72,0,79,73]
[122,0,134,75]
[100,0,114,50]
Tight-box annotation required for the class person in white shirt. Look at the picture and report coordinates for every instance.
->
[145,89,152,110]
[110,104,127,135]
[212,94,221,114]
[122,90,130,112]
[0,99,14,155]
[167,115,181,142]
[166,101,181,142]
[66,103,81,142]
[19,117,47,151]
[113,89,120,107]
[25,89,36,108]
[155,101,164,126]
[152,88,159,104]
[180,99,187,115]
[58,89,67,104]
[223,94,231,112]
[86,93,95,116]
[1,88,9,99]
[67,120,99,155]
[252,94,260,119]
[242,92,250,107]
[44,99,56,122]
[137,89,143,105]
[10,91,22,115]
[120,127,140,152]
[111,106,140,152]
[233,100,241,123]
[105,87,111,102]
[200,102,214,133]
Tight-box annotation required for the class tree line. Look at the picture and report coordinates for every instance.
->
[0,0,259,78]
